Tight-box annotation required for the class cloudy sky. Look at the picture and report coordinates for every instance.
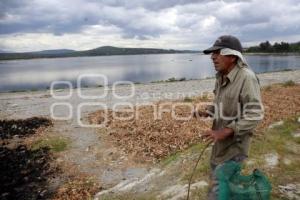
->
[0,0,300,52]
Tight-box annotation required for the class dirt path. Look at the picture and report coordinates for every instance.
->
[48,120,150,188]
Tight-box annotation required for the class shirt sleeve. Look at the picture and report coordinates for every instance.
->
[205,79,218,114]
[225,74,264,137]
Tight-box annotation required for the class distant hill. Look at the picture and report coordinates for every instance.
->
[33,49,76,55]
[0,46,200,60]
[0,50,13,53]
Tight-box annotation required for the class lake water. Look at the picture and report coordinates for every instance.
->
[0,53,300,92]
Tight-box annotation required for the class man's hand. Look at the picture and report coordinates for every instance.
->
[201,128,234,143]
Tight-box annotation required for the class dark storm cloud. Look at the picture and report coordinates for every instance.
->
[0,0,102,35]
[0,0,299,48]
[0,0,171,38]
[99,0,253,11]
[0,0,252,37]
[100,0,205,11]
[0,0,27,18]
[220,0,300,43]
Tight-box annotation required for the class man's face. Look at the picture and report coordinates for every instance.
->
[211,50,236,74]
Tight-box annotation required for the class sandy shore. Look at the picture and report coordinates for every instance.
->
[0,69,300,120]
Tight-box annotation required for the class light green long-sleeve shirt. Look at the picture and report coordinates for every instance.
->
[208,65,264,165]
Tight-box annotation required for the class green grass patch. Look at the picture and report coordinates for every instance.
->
[100,193,157,200]
[160,143,208,167]
[166,77,186,82]
[161,151,181,166]
[180,143,211,181]
[190,186,209,200]
[31,136,69,152]
[150,77,187,84]
[153,116,299,199]
[199,94,209,101]
[246,116,300,199]
[184,96,193,102]
[187,143,206,153]
[264,85,272,91]
[282,80,296,87]
[251,117,299,157]
[181,154,210,182]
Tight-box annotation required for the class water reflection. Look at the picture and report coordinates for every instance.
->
[0,54,299,92]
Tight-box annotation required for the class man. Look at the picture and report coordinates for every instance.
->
[195,35,264,199]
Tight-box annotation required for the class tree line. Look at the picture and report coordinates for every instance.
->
[245,41,300,53]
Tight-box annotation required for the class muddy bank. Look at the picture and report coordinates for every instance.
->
[0,145,57,200]
[0,117,101,200]
[0,117,58,200]
[0,117,52,140]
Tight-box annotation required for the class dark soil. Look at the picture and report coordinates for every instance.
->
[0,117,59,200]
[0,145,59,200]
[0,117,52,139]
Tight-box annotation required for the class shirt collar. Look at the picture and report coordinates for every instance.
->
[215,64,240,83]
[226,65,240,83]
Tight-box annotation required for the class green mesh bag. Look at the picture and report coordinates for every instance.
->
[216,161,272,200]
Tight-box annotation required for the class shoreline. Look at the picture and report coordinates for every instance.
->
[244,52,300,56]
[1,51,300,61]
[1,68,299,95]
[0,51,200,61]
[1,69,300,120]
